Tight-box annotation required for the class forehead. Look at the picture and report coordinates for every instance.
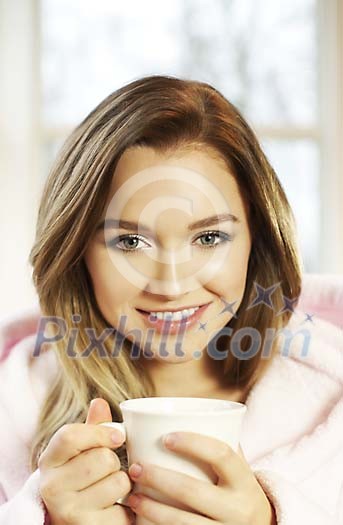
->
[106,146,247,222]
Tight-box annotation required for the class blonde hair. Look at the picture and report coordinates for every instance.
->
[29,74,303,472]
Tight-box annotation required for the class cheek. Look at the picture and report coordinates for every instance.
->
[204,239,251,301]
[85,249,138,310]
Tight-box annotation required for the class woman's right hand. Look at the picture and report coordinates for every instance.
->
[38,398,134,525]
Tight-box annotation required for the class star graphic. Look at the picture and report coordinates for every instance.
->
[276,295,299,316]
[218,298,239,318]
[246,281,281,311]
[301,312,315,324]
[196,321,207,332]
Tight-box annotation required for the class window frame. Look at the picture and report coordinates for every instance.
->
[317,0,343,273]
[0,0,42,318]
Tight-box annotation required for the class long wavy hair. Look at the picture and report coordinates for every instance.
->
[29,74,303,472]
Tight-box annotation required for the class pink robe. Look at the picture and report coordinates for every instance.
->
[0,273,342,524]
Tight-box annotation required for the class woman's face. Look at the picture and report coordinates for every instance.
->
[84,145,252,365]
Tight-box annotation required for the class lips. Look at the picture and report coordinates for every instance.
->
[135,303,211,335]
[137,303,209,313]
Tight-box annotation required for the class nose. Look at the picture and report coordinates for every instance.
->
[144,247,196,297]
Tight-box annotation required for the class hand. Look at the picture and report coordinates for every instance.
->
[127,432,276,525]
[39,398,135,525]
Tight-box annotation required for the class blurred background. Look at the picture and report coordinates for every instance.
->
[0,0,342,319]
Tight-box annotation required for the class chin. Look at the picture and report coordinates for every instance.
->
[137,343,199,363]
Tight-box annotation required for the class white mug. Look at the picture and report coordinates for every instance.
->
[100,397,247,525]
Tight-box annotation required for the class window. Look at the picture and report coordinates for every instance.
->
[41,0,321,272]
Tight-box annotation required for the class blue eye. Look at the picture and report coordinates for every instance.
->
[194,231,233,250]
[108,234,149,254]
[108,230,233,255]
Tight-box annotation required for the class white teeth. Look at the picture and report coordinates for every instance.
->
[149,307,199,321]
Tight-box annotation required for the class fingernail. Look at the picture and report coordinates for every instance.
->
[111,431,124,444]
[129,463,143,478]
[163,432,179,448]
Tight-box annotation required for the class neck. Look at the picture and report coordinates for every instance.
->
[140,350,239,399]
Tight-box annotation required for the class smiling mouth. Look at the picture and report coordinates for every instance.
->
[135,303,211,335]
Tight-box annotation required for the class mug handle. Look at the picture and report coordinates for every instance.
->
[99,421,126,441]
[98,422,130,507]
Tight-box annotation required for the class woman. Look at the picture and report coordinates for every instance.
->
[0,75,341,524]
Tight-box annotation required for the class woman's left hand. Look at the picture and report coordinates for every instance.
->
[127,431,276,525]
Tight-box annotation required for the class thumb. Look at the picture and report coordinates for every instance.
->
[85,397,113,425]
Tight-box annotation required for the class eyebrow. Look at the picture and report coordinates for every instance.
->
[96,213,240,233]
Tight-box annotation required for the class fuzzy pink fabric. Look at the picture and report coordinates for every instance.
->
[0,305,41,363]
[0,273,342,524]
[297,273,343,329]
